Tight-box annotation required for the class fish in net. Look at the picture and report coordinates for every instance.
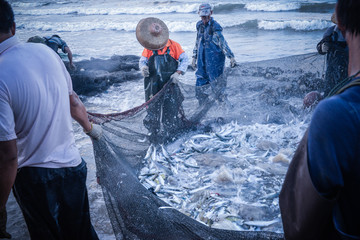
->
[86,53,325,240]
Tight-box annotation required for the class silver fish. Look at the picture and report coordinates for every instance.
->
[144,144,154,160]
[154,184,161,193]
[188,185,212,194]
[243,219,279,227]
[160,144,171,159]
[151,146,157,161]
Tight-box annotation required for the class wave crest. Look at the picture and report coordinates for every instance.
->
[245,2,301,12]
[18,18,332,33]
[258,19,332,31]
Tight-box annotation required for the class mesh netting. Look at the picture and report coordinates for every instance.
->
[87,53,325,240]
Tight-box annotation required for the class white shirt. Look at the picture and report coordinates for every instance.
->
[0,36,81,168]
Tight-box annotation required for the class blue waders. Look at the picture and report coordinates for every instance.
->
[195,21,226,104]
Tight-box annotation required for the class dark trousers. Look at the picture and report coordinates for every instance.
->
[13,159,99,240]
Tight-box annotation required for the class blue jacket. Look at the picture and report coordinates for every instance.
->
[193,18,234,85]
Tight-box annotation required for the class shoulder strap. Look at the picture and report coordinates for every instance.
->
[327,70,360,97]
[335,77,360,95]
[209,20,214,35]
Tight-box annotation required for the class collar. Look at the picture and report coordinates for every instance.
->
[163,39,171,48]
[0,35,20,55]
[203,17,213,27]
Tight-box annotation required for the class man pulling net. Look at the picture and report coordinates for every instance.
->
[136,17,190,144]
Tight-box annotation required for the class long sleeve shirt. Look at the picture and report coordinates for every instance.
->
[192,18,234,60]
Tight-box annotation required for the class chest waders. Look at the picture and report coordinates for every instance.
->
[195,22,227,105]
[143,48,184,144]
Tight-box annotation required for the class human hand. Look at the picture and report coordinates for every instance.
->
[303,91,323,108]
[191,57,197,69]
[0,208,11,239]
[85,124,103,140]
[170,72,181,84]
[70,62,76,71]
[230,57,237,68]
[141,66,150,78]
[321,42,329,54]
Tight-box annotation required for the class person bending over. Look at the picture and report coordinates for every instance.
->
[136,17,189,143]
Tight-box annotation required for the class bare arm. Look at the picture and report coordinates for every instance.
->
[64,46,75,69]
[69,91,92,132]
[0,140,17,211]
[64,46,73,64]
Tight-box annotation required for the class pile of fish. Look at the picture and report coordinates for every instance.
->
[138,120,307,233]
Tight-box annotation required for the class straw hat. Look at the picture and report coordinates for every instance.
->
[136,17,169,50]
[331,12,337,24]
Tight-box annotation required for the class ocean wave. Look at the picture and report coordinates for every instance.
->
[17,18,332,33]
[10,1,51,8]
[13,1,337,16]
[212,3,246,13]
[245,2,301,12]
[17,20,196,32]
[244,2,336,13]
[14,3,199,16]
[258,19,332,31]
[14,2,244,16]
[299,2,336,13]
[17,21,137,32]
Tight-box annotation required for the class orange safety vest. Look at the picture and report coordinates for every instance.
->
[142,39,184,60]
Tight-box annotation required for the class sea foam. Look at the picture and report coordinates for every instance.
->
[258,19,332,31]
[245,2,301,12]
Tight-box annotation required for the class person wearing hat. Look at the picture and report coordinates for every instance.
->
[27,34,76,70]
[280,0,360,238]
[192,3,236,106]
[136,17,189,143]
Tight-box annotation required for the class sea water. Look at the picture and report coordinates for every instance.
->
[6,0,336,239]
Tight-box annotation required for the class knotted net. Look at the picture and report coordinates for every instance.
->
[86,53,325,240]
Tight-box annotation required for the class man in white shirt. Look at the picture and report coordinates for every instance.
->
[0,0,102,238]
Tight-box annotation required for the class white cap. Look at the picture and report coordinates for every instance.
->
[198,3,212,17]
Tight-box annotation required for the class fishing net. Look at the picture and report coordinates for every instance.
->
[85,52,325,240]
[323,44,349,97]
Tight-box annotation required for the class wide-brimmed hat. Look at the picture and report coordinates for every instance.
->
[331,12,337,24]
[136,17,169,50]
[198,3,212,17]
[27,35,46,44]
